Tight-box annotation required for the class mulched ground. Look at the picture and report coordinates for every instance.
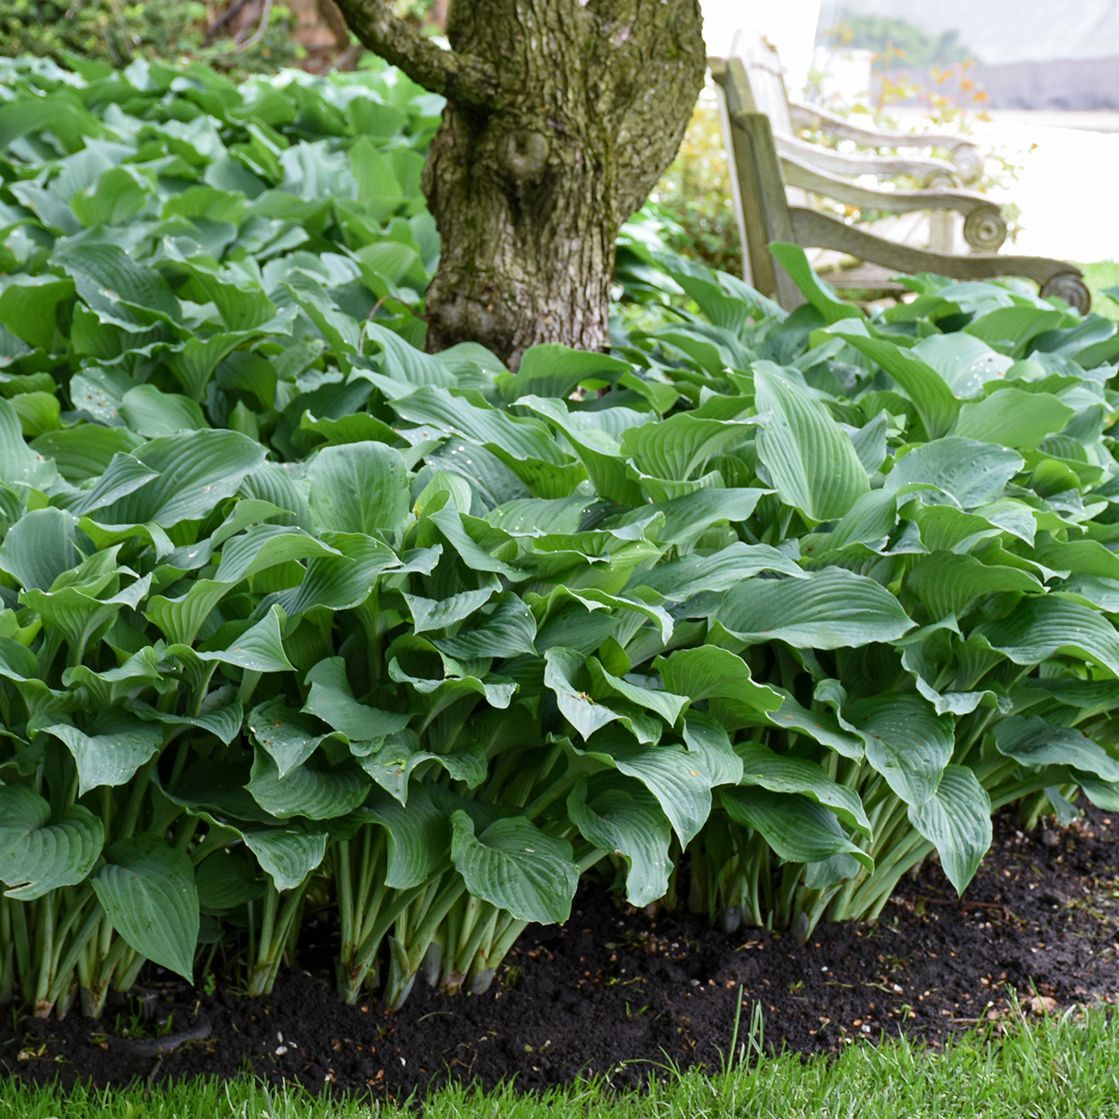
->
[4,809,1119,1099]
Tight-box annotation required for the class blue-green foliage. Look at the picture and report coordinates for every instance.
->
[2,55,1119,1018]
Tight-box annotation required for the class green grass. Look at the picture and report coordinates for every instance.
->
[1083,261,1119,322]
[4,1005,1119,1118]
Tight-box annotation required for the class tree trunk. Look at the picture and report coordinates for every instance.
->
[334,1,707,366]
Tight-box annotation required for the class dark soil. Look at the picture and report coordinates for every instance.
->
[5,810,1119,1100]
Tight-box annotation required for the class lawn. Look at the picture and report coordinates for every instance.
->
[3,1007,1119,1118]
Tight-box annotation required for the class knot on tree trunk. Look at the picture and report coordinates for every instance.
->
[500,128,552,182]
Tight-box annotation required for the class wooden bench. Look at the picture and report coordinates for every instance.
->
[710,53,1090,313]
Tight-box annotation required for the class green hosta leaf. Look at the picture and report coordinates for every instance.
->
[0,274,73,349]
[214,524,342,584]
[450,811,578,925]
[720,787,872,869]
[277,534,412,615]
[248,751,369,820]
[656,646,782,713]
[42,714,164,796]
[404,580,501,634]
[361,785,449,889]
[642,488,768,548]
[885,438,1023,510]
[427,505,524,580]
[836,330,959,438]
[635,542,805,602]
[501,343,628,400]
[737,742,871,833]
[0,397,55,488]
[906,553,1042,619]
[965,306,1065,355]
[148,580,234,647]
[90,429,265,527]
[127,693,244,747]
[544,648,621,740]
[0,786,104,901]
[0,507,78,590]
[682,714,744,787]
[908,765,991,894]
[54,239,181,325]
[92,836,199,981]
[1035,539,1119,582]
[577,735,716,845]
[588,660,688,724]
[770,243,863,324]
[620,412,752,481]
[306,441,411,537]
[188,606,295,674]
[196,850,265,912]
[976,596,1119,677]
[954,389,1074,450]
[243,826,330,892]
[352,737,486,804]
[433,594,538,661]
[850,695,954,807]
[765,691,864,760]
[718,567,913,650]
[119,385,208,437]
[568,780,672,907]
[993,716,1119,782]
[391,385,567,468]
[249,698,332,779]
[303,657,411,739]
[912,333,1012,397]
[754,362,868,521]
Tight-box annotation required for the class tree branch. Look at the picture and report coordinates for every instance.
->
[332,0,497,107]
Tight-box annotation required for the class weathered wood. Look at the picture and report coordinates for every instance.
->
[775,133,957,184]
[790,208,1090,309]
[788,100,984,183]
[717,103,1090,315]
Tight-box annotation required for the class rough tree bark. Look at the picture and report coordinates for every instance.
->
[333,1,706,365]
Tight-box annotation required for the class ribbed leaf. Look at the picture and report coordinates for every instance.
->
[303,657,411,739]
[361,786,449,889]
[0,507,78,590]
[754,362,868,521]
[243,826,330,892]
[954,389,1073,449]
[0,786,104,901]
[248,751,369,820]
[306,441,411,536]
[907,553,1042,619]
[92,836,199,981]
[568,781,672,907]
[977,596,1119,677]
[720,787,871,869]
[850,694,954,807]
[993,716,1119,782]
[450,812,578,924]
[42,715,163,795]
[908,766,991,894]
[718,567,913,650]
[90,429,265,527]
[249,698,331,778]
[738,742,871,833]
[885,437,1023,509]
[837,330,959,438]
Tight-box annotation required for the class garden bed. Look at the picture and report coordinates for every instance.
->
[6,807,1118,1101]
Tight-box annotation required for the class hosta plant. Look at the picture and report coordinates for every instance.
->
[3,54,1119,1019]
